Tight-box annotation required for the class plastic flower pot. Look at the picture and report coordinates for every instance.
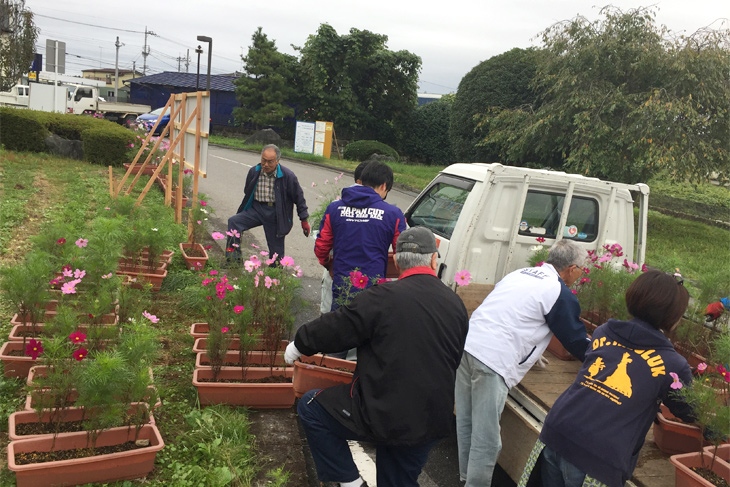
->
[7,423,164,487]
[192,337,289,353]
[123,162,158,176]
[9,321,119,342]
[292,354,356,399]
[116,267,168,293]
[654,404,711,455]
[195,350,287,369]
[670,450,730,487]
[179,242,209,271]
[192,367,294,408]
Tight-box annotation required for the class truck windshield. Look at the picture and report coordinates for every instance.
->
[406,175,473,239]
[519,191,598,241]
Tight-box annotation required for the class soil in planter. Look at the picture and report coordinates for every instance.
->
[14,441,148,464]
[15,419,128,436]
[198,375,292,384]
[184,247,206,258]
[6,349,29,357]
[690,467,730,487]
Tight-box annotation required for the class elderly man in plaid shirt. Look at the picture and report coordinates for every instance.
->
[226,144,310,263]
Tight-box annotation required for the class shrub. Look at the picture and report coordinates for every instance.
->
[399,96,455,165]
[81,126,131,166]
[45,113,99,140]
[0,108,48,152]
[343,140,399,162]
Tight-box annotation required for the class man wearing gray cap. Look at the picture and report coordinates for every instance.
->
[285,226,469,487]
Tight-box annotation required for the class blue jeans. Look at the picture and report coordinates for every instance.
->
[226,200,284,261]
[455,352,509,487]
[541,445,586,487]
[297,389,435,487]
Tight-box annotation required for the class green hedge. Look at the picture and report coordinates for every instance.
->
[81,126,131,166]
[343,140,399,162]
[399,96,455,165]
[0,108,49,152]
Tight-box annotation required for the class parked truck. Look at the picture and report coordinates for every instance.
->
[403,163,670,487]
[0,84,30,108]
[66,85,150,125]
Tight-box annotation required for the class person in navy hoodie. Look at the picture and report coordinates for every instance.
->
[314,160,406,312]
[517,269,693,487]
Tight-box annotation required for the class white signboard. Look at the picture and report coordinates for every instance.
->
[294,121,316,154]
[172,93,210,176]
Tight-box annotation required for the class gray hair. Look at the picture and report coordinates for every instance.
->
[262,144,281,161]
[546,239,585,272]
[394,251,433,272]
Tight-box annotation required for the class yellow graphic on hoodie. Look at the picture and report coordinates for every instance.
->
[602,352,633,397]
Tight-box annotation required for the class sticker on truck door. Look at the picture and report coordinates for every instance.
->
[563,225,578,238]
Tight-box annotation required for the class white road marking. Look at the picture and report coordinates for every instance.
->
[210,153,251,167]
[348,441,377,485]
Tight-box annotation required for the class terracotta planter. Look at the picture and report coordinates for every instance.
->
[654,404,711,455]
[116,266,168,292]
[195,350,287,369]
[7,423,164,487]
[9,322,119,342]
[674,343,709,370]
[193,367,294,408]
[670,450,730,487]
[292,354,356,399]
[192,337,289,353]
[0,341,39,378]
[8,403,155,441]
[546,335,575,361]
[705,444,730,463]
[180,242,209,271]
[123,162,158,176]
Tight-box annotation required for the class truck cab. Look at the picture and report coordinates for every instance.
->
[0,84,30,108]
[67,85,97,114]
[405,163,649,287]
[67,85,150,124]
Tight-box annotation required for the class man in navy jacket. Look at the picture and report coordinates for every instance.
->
[226,144,309,262]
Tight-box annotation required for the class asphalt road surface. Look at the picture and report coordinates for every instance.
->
[196,145,516,487]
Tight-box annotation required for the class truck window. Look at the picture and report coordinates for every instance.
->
[519,191,598,241]
[74,88,93,102]
[406,175,473,239]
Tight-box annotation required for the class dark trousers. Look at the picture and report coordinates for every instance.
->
[226,200,284,261]
[297,389,435,487]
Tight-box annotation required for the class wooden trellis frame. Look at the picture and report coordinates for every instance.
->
[111,91,210,227]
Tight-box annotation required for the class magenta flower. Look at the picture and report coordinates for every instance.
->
[580,277,591,284]
[221,327,229,334]
[209,270,218,276]
[641,263,648,272]
[571,289,578,295]
[669,372,683,389]
[57,238,66,245]
[75,238,88,248]
[142,311,159,323]
[73,348,88,361]
[200,201,207,206]
[280,256,295,267]
[234,305,244,314]
[377,278,388,284]
[25,339,43,360]
[183,168,193,174]
[69,332,86,344]
[536,237,546,243]
[349,270,369,289]
[211,232,225,240]
[454,270,472,287]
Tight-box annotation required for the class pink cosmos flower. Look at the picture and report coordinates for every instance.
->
[226,229,241,238]
[234,306,244,314]
[221,327,230,334]
[641,263,648,272]
[251,243,259,249]
[74,269,86,279]
[697,362,707,373]
[311,182,317,187]
[265,276,273,289]
[536,237,546,243]
[73,348,88,361]
[598,254,612,263]
[25,339,43,360]
[61,280,79,294]
[101,273,113,279]
[57,238,66,245]
[324,179,329,185]
[184,169,193,174]
[350,271,369,289]
[69,332,86,344]
[454,270,472,287]
[142,311,159,323]
[535,261,545,267]
[211,232,225,240]
[209,270,218,276]
[75,238,88,248]
[197,220,202,225]
[294,266,303,278]
[260,250,269,256]
[571,289,578,295]
[200,201,207,206]
[669,372,683,389]
[280,256,295,267]
[254,274,260,287]
[580,277,591,284]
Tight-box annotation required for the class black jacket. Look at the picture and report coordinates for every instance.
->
[294,268,469,445]
[539,318,694,486]
[236,163,308,238]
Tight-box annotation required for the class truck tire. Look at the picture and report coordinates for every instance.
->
[123,114,137,127]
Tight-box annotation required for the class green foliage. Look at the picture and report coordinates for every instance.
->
[44,113,100,140]
[343,139,399,162]
[81,125,131,166]
[0,107,48,152]
[450,47,539,163]
[400,95,455,165]
[0,0,39,91]
[297,24,421,143]
[233,27,297,130]
[0,252,52,325]
[481,6,730,183]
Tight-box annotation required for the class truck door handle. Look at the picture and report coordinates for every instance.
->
[438,263,446,279]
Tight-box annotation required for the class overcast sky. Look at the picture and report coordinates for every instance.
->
[27,0,728,94]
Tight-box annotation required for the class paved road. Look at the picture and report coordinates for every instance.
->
[195,145,515,487]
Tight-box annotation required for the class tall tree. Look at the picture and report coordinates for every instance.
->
[296,24,421,143]
[0,0,38,91]
[480,6,729,183]
[233,27,297,130]
[450,48,539,163]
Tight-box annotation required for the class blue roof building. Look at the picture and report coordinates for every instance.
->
[127,72,239,127]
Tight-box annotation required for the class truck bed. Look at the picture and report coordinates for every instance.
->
[97,101,150,114]
[510,354,674,487]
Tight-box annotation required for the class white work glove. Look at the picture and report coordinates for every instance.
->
[534,354,550,369]
[284,342,302,364]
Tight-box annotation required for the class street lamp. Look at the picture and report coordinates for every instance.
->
[195,45,203,91]
[196,35,212,92]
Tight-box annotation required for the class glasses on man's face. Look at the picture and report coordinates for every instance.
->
[261,158,278,166]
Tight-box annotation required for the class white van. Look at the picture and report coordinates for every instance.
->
[404,163,650,287]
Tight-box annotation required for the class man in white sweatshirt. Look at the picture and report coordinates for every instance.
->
[455,239,590,487]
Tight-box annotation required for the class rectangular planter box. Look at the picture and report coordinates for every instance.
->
[292,354,356,399]
[670,450,730,487]
[192,337,289,353]
[0,341,38,378]
[193,367,294,408]
[195,350,287,369]
[7,423,164,487]
[654,404,711,455]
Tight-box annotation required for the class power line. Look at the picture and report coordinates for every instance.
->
[34,13,146,34]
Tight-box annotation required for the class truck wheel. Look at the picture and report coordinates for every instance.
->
[123,115,137,127]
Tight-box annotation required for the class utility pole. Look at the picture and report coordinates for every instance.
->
[132,61,136,79]
[143,26,156,76]
[114,36,124,100]
[185,49,190,73]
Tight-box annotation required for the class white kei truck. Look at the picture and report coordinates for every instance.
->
[66,85,150,125]
[402,163,671,487]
